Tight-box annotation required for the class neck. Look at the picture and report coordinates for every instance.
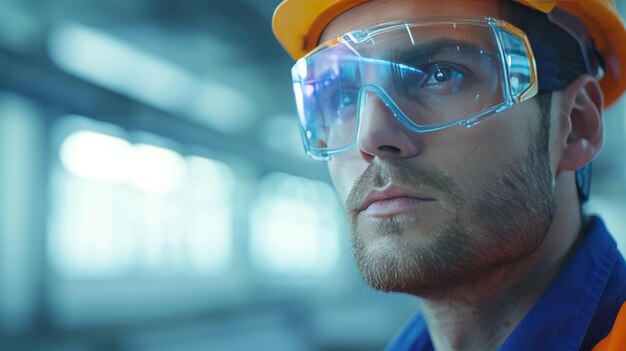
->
[418,173,584,351]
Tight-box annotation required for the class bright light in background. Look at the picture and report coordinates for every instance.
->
[47,22,255,134]
[60,131,132,183]
[60,131,185,194]
[50,122,235,279]
[250,173,341,276]
[129,144,186,193]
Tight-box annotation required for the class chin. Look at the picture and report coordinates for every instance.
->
[351,215,543,296]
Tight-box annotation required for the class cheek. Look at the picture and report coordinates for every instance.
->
[429,115,535,186]
[328,155,367,203]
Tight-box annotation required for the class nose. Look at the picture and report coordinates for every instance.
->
[357,91,420,162]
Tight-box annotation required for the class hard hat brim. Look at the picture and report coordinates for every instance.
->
[272,0,626,107]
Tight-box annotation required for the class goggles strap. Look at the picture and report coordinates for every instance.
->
[547,8,604,81]
[532,8,603,92]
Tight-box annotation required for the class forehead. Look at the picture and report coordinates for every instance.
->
[321,0,505,42]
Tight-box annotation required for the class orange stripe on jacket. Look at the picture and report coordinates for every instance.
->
[593,301,626,350]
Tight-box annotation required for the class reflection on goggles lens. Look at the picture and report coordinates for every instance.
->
[291,18,538,160]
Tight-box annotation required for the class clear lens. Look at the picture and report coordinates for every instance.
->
[291,18,537,159]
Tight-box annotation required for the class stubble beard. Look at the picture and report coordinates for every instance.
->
[346,123,556,296]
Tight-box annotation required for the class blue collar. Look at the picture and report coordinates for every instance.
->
[386,216,626,351]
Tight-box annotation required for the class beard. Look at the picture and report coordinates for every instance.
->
[345,123,555,296]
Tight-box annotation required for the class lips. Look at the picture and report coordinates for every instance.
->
[358,185,436,215]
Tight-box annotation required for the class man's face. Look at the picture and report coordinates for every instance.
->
[322,1,557,295]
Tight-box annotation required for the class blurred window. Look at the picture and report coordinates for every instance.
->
[48,117,235,279]
[249,172,341,276]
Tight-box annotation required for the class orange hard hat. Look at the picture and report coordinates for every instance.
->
[272,0,626,107]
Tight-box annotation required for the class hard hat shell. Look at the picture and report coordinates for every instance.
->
[272,0,626,107]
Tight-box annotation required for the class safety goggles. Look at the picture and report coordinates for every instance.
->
[291,17,539,160]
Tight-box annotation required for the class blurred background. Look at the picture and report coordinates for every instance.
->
[0,0,624,350]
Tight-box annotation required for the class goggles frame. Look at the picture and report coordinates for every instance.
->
[291,17,539,160]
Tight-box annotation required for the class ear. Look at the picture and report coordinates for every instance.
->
[556,75,604,171]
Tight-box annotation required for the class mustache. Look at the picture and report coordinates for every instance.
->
[345,161,461,213]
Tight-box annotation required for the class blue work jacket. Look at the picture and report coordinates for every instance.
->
[385,216,626,351]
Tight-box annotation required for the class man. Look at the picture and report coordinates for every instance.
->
[272,1,626,350]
